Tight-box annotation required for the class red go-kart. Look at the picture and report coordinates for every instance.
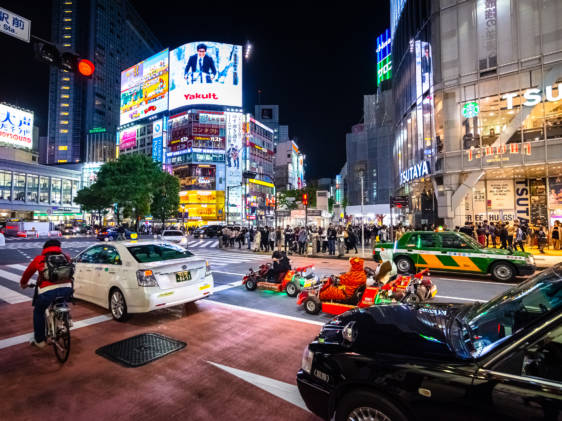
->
[297,268,436,315]
[243,263,319,297]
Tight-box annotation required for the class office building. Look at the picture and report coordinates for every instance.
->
[254,104,289,144]
[274,140,305,191]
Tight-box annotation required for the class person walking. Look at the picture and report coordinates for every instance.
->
[537,225,547,254]
[552,224,560,250]
[476,224,486,247]
[327,223,337,256]
[298,227,307,255]
[506,222,515,249]
[489,222,497,248]
[347,226,358,254]
[284,225,293,252]
[268,228,275,252]
[514,221,525,252]
[253,228,261,252]
[499,223,508,249]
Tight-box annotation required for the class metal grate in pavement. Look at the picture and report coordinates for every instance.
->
[95,333,186,368]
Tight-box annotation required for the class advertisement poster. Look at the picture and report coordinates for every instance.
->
[548,177,562,224]
[514,179,530,224]
[0,104,33,149]
[487,180,514,211]
[169,41,242,110]
[530,179,547,226]
[119,128,137,150]
[151,119,163,163]
[465,180,486,223]
[120,49,169,126]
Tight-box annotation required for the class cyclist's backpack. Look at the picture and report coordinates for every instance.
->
[42,253,74,283]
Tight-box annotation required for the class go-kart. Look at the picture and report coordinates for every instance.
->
[297,268,436,315]
[243,264,319,297]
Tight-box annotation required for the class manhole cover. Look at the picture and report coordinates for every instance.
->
[95,333,186,367]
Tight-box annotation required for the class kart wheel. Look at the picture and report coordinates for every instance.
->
[395,256,414,274]
[335,390,408,421]
[304,297,321,315]
[245,278,257,291]
[490,262,515,282]
[403,293,421,304]
[285,282,298,297]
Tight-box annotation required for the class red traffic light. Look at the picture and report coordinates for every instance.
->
[302,193,308,206]
[78,59,95,77]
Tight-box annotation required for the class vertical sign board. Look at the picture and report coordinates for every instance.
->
[0,8,30,43]
[225,112,243,219]
[376,28,392,86]
[152,119,163,162]
[515,179,530,225]
[477,0,497,71]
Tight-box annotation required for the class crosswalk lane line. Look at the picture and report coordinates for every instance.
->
[0,284,31,304]
[8,264,28,271]
[0,269,23,283]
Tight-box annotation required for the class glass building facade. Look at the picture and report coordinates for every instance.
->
[393,0,562,229]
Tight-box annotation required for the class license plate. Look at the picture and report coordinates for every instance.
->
[176,271,191,282]
[199,284,210,290]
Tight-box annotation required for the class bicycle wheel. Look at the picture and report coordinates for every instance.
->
[53,315,71,363]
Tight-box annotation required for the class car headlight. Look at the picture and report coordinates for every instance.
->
[526,256,535,265]
[301,346,314,374]
[137,269,159,287]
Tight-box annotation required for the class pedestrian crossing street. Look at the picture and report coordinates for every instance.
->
[0,250,266,305]
[2,239,220,250]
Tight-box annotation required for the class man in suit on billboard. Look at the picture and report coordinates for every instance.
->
[184,43,217,84]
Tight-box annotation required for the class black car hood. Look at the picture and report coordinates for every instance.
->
[318,302,471,361]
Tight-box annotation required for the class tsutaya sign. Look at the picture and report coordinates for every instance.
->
[400,160,430,185]
[503,84,562,109]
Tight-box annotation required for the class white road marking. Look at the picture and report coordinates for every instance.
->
[434,277,515,286]
[0,285,30,304]
[0,313,113,350]
[0,269,22,283]
[207,361,310,412]
[9,264,28,271]
[213,271,245,276]
[205,300,325,326]
[213,281,244,292]
[436,295,483,302]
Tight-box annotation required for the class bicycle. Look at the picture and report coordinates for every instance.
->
[28,284,72,363]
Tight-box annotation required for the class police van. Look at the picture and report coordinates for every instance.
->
[373,231,536,282]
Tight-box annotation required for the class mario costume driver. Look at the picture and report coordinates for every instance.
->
[319,257,367,301]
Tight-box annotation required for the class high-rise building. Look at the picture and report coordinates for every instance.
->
[254,104,289,144]
[46,0,161,164]
[274,140,305,191]
[392,0,562,228]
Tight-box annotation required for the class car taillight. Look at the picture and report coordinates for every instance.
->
[137,269,158,287]
[205,261,212,276]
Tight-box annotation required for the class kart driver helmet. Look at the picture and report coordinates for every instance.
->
[375,261,393,285]
[272,251,282,259]
[376,249,397,278]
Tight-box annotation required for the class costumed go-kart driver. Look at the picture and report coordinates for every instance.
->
[267,251,292,283]
[369,248,397,286]
[319,257,367,301]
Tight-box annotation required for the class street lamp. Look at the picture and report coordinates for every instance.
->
[359,171,365,258]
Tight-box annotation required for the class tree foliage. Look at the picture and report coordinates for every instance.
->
[151,171,180,224]
[276,186,317,210]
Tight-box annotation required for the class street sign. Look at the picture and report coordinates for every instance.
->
[390,195,409,208]
[0,7,30,43]
[275,210,290,217]
[307,209,322,216]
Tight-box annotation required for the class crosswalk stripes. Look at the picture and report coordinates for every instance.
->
[1,239,219,250]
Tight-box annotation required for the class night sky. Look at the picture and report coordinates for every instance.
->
[0,2,389,179]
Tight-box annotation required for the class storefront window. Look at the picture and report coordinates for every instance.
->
[0,170,11,200]
[174,165,216,190]
[545,80,562,140]
[51,178,61,204]
[62,179,72,205]
[26,175,38,202]
[14,173,25,201]
[72,180,79,204]
[39,176,49,203]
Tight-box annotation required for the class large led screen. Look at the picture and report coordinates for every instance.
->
[169,41,242,110]
[120,49,169,126]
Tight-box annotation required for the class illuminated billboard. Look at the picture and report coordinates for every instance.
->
[119,128,137,151]
[120,49,169,126]
[169,41,242,110]
[376,29,392,86]
[0,104,33,149]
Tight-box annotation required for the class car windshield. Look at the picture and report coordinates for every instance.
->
[463,267,562,357]
[163,231,183,236]
[457,233,483,249]
[126,243,194,263]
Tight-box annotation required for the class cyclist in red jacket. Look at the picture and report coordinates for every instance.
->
[20,239,73,348]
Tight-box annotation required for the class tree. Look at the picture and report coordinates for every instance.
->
[328,196,335,213]
[151,171,180,225]
[74,185,111,226]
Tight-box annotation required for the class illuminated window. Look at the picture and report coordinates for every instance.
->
[60,129,69,133]
[58,145,68,151]
[63,35,71,39]
[58,160,68,163]
[64,10,72,13]
[61,94,69,99]
[63,18,72,22]
[61,86,70,90]
[61,103,69,107]
[64,26,71,30]
[63,43,71,47]
[60,112,69,116]
[62,77,70,81]
[64,1,72,4]
[60,120,69,125]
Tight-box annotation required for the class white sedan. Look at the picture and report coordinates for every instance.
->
[159,229,189,246]
[73,240,213,321]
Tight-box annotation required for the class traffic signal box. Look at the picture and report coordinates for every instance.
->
[33,38,94,77]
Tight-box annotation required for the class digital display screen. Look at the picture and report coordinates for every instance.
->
[169,41,242,110]
[120,49,169,126]
[376,29,392,86]
[0,104,33,149]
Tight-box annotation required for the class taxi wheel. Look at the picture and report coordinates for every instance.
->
[285,282,298,297]
[395,256,414,274]
[490,262,516,282]
[109,288,128,322]
[335,390,408,421]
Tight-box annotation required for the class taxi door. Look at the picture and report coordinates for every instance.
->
[437,233,485,274]
[408,233,442,270]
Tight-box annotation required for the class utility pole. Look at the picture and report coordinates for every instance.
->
[360,172,365,258]
[226,186,229,226]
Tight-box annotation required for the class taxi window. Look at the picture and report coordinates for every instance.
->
[441,233,473,249]
[408,233,437,248]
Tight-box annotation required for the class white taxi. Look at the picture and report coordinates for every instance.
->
[73,240,213,321]
[159,229,189,246]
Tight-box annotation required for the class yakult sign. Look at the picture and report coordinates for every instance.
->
[400,160,430,185]
[503,84,562,109]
